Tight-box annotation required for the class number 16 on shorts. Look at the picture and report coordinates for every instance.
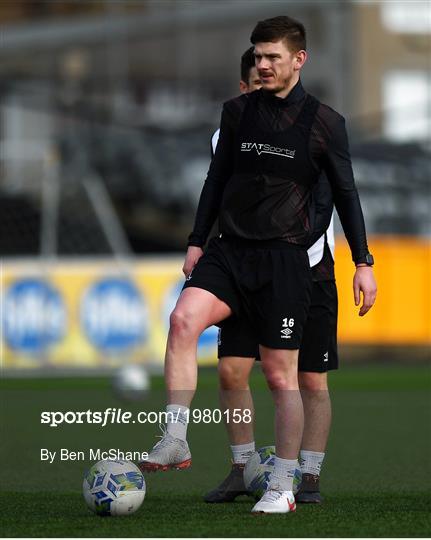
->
[281,317,295,339]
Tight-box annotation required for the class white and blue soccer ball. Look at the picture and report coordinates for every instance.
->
[83,460,146,516]
[243,446,302,498]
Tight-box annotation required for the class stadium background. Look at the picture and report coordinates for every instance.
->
[0,1,430,538]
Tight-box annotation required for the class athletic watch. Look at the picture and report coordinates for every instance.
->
[356,253,374,266]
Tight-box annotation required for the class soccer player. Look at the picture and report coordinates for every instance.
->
[141,16,377,514]
[204,46,336,505]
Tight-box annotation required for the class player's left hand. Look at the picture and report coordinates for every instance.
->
[353,266,377,316]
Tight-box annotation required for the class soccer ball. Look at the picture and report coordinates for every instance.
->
[243,446,302,498]
[112,364,150,401]
[83,460,146,516]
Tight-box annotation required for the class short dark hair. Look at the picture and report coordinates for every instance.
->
[240,46,256,82]
[250,15,306,52]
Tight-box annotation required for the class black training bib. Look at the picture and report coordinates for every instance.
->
[219,91,321,244]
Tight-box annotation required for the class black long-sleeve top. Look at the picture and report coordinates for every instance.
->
[189,81,369,264]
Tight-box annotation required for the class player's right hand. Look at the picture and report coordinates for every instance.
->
[182,246,203,278]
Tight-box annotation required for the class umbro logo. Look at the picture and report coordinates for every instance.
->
[281,328,293,338]
[323,351,329,362]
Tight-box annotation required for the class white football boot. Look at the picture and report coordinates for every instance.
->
[251,488,296,514]
[139,427,191,472]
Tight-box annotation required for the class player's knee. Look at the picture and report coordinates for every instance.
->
[299,372,328,392]
[261,352,298,389]
[262,364,298,390]
[169,308,199,340]
[218,360,249,389]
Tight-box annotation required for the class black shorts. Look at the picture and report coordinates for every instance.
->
[217,280,338,373]
[183,236,312,349]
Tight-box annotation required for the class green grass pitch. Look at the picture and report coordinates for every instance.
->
[1,364,430,537]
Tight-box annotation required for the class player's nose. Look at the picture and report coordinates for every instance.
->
[255,56,269,70]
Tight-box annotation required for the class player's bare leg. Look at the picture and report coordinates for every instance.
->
[252,347,302,513]
[260,347,303,460]
[297,371,331,503]
[300,372,331,451]
[218,357,255,445]
[165,287,232,402]
[140,287,232,473]
[204,357,255,503]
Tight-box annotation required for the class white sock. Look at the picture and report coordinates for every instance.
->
[269,456,298,492]
[230,442,255,464]
[166,404,189,441]
[299,450,325,476]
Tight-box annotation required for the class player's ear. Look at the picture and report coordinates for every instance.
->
[294,50,307,71]
[239,80,248,94]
